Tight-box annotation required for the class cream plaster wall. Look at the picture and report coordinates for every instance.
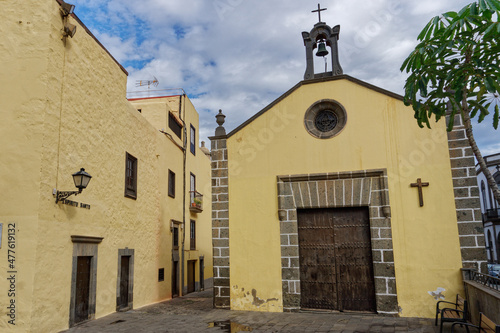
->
[226,79,464,317]
[129,96,213,292]
[0,1,211,332]
[0,0,54,330]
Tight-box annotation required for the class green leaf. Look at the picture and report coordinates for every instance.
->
[478,107,490,123]
[418,78,428,97]
[470,106,479,119]
[443,11,459,19]
[418,20,434,40]
[477,86,488,101]
[447,110,456,131]
[470,2,478,15]
[494,104,499,129]
[481,8,493,20]
[458,4,470,18]
[479,0,488,11]
[485,0,500,11]
[454,88,464,105]
[484,22,497,36]
[485,76,497,93]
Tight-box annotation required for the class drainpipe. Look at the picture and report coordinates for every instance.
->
[179,94,187,296]
[495,223,499,263]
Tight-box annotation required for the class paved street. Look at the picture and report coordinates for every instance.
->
[63,289,454,333]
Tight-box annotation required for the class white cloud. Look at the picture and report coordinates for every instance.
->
[71,0,499,153]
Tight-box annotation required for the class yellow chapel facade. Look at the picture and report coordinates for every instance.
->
[209,20,486,318]
[0,0,212,331]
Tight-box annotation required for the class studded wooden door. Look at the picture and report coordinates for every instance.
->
[298,207,376,312]
[75,256,91,323]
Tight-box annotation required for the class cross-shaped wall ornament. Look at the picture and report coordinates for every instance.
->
[312,3,327,23]
[410,178,430,207]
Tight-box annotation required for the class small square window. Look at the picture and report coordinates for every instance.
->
[125,153,137,199]
[168,170,175,198]
[158,268,165,282]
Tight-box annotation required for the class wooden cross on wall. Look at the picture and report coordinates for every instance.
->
[312,3,327,23]
[410,178,430,207]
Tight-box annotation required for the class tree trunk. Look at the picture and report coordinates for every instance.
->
[461,107,500,206]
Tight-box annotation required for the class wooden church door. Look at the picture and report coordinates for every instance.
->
[297,207,376,312]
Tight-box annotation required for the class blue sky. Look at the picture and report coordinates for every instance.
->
[70,0,499,156]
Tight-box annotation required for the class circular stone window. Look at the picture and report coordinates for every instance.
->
[304,99,347,139]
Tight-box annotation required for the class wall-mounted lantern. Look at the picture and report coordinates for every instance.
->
[63,22,77,38]
[60,0,77,43]
[60,0,75,16]
[54,168,92,203]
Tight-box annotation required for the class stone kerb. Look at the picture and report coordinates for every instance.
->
[210,136,230,309]
[277,170,398,314]
[446,113,487,271]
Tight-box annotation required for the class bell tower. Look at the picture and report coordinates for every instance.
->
[302,4,343,80]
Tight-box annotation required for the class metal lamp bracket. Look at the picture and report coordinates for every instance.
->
[53,188,81,203]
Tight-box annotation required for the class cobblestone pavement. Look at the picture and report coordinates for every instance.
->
[63,289,462,333]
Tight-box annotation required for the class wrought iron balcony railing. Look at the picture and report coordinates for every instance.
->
[486,208,500,219]
[189,191,203,213]
[462,268,500,292]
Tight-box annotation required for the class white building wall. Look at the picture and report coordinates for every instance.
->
[476,153,500,263]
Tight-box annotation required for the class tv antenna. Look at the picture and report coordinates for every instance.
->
[136,76,159,89]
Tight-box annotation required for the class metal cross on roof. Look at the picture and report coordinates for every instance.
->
[312,3,327,23]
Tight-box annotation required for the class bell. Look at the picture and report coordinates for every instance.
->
[316,42,329,57]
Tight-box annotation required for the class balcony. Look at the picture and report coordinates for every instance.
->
[486,208,500,220]
[189,191,203,213]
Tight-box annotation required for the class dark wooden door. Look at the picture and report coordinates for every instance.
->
[118,256,130,309]
[172,261,179,297]
[334,207,376,312]
[199,258,205,290]
[75,256,91,323]
[298,207,376,312]
[187,260,196,293]
[298,209,338,310]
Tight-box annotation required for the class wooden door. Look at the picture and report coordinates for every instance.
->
[298,209,338,310]
[297,207,376,312]
[199,258,205,290]
[75,256,91,323]
[187,260,196,293]
[118,256,130,309]
[334,207,376,312]
[172,261,179,297]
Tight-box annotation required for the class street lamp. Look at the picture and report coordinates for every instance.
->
[54,168,92,203]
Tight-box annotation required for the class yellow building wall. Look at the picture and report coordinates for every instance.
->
[227,79,463,317]
[183,98,213,291]
[0,1,211,332]
[0,0,55,330]
[129,96,213,293]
